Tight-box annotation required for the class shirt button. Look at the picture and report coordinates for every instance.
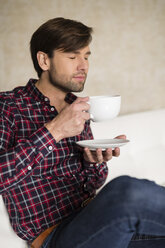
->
[50,107,55,111]
[44,97,49,102]
[28,166,32,170]
[84,183,87,189]
[48,145,53,151]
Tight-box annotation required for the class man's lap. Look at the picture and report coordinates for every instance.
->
[42,176,165,248]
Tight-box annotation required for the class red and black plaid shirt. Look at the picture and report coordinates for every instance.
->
[0,79,108,241]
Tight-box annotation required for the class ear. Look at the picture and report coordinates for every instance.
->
[37,51,50,72]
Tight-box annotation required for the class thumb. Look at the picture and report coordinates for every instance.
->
[114,134,127,140]
[75,96,89,103]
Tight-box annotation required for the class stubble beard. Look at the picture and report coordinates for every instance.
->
[48,71,87,93]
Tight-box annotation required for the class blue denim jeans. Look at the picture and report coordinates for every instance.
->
[41,176,165,248]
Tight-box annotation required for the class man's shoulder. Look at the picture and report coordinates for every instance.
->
[0,85,26,102]
[0,90,14,103]
[0,85,27,111]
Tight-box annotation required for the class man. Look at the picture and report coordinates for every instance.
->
[0,17,165,248]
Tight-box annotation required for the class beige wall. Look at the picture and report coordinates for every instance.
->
[0,0,165,114]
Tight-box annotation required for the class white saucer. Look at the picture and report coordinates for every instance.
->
[76,139,130,150]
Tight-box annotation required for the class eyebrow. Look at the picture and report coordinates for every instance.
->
[70,50,91,55]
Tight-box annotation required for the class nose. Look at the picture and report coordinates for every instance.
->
[77,58,88,72]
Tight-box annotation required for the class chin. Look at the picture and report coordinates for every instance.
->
[73,86,84,92]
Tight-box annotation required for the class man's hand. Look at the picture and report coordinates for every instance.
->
[45,97,90,142]
[83,135,126,164]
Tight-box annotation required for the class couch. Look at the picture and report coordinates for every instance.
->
[91,108,165,185]
[0,108,165,247]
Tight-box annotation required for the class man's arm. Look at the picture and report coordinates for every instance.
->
[0,119,59,194]
[0,96,90,194]
[44,97,90,142]
[0,98,63,194]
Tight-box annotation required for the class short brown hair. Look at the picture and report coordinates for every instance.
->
[30,17,93,78]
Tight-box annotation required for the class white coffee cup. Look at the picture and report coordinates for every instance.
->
[88,95,121,122]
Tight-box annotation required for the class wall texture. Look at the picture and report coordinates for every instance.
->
[0,0,165,114]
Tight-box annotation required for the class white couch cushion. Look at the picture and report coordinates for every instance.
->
[0,196,26,248]
[91,109,165,185]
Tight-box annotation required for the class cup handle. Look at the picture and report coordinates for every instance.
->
[86,101,94,121]
[90,113,94,121]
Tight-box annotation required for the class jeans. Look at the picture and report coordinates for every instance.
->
[41,176,165,248]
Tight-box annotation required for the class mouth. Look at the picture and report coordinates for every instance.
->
[74,76,85,80]
[73,74,86,81]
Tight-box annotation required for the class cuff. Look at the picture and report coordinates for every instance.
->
[30,126,57,162]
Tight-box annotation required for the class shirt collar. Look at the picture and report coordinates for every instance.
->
[25,78,77,104]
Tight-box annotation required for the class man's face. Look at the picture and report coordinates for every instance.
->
[48,46,91,93]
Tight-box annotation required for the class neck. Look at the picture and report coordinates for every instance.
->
[35,73,68,112]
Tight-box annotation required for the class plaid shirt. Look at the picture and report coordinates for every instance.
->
[0,79,108,242]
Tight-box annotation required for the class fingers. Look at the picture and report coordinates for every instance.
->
[83,148,114,164]
[112,147,120,157]
[71,97,90,121]
[72,97,90,113]
[82,111,90,120]
[102,148,113,162]
[84,148,96,163]
[95,148,104,163]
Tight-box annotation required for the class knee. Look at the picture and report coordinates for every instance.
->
[103,175,155,206]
